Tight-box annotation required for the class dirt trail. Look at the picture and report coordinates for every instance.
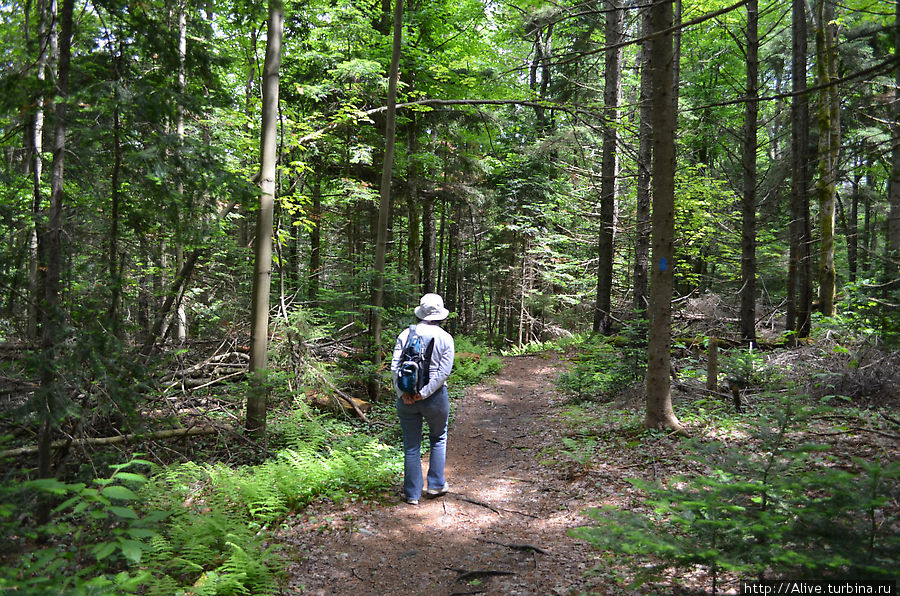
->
[281,355,613,595]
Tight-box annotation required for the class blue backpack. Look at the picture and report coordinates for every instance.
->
[397,325,434,394]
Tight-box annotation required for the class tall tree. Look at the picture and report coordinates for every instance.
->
[36,0,74,498]
[889,0,900,291]
[739,0,759,343]
[173,1,188,342]
[787,0,812,340]
[27,0,56,340]
[814,0,839,316]
[644,0,683,433]
[371,0,403,395]
[246,0,283,436]
[594,0,623,335]
[633,5,652,319]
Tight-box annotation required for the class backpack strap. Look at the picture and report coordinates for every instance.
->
[404,324,417,348]
[420,336,435,390]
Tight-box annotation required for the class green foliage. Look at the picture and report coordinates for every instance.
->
[832,279,900,346]
[570,400,900,589]
[137,404,400,594]
[0,459,162,594]
[719,345,781,388]
[450,336,503,387]
[501,332,587,356]
[557,331,645,401]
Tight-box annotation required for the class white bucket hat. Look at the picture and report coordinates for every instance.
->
[414,293,450,321]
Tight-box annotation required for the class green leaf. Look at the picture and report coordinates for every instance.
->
[102,485,139,500]
[108,505,139,519]
[25,478,71,495]
[92,542,117,561]
[112,472,148,484]
[119,539,144,563]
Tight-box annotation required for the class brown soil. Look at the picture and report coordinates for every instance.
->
[278,355,621,595]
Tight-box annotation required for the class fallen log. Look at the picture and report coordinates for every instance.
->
[311,394,371,418]
[0,424,232,459]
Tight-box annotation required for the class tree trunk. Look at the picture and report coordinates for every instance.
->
[407,116,421,293]
[888,0,900,293]
[847,171,860,283]
[308,169,322,304]
[422,193,435,294]
[28,0,55,341]
[644,0,683,433]
[594,0,623,335]
[815,0,838,316]
[174,3,188,342]
[246,0,283,437]
[788,0,812,340]
[36,0,74,516]
[633,6,652,319]
[740,0,758,343]
[109,91,122,332]
[371,0,403,398]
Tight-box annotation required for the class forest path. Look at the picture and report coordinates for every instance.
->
[280,354,615,595]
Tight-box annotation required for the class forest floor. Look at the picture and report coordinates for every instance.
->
[274,346,899,595]
[277,354,680,595]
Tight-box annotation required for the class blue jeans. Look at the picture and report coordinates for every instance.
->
[396,385,450,500]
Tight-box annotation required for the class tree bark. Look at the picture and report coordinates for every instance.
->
[407,115,421,293]
[371,0,403,397]
[644,0,683,433]
[815,0,839,316]
[174,2,188,342]
[739,0,758,343]
[847,170,860,283]
[594,0,623,335]
[888,0,900,293]
[633,5,652,319]
[423,193,436,293]
[36,0,74,516]
[788,0,812,340]
[28,0,55,341]
[308,169,322,304]
[246,0,283,437]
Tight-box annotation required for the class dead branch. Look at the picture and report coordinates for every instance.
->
[449,568,516,583]
[162,352,249,383]
[453,494,503,515]
[477,537,549,555]
[168,370,246,392]
[808,426,900,441]
[0,424,233,459]
[880,412,900,428]
[307,368,369,421]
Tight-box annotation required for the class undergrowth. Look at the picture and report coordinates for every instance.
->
[0,401,400,595]
[557,332,645,401]
[571,398,900,590]
[0,332,503,595]
[551,328,900,592]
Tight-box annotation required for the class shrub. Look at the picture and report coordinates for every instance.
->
[570,399,899,591]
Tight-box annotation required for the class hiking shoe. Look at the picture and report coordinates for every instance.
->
[425,483,449,497]
[404,497,419,505]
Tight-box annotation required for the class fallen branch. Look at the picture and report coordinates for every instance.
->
[0,424,232,459]
[449,568,516,583]
[477,538,549,555]
[167,370,246,392]
[808,426,900,441]
[307,368,369,421]
[162,351,248,382]
[453,495,503,515]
